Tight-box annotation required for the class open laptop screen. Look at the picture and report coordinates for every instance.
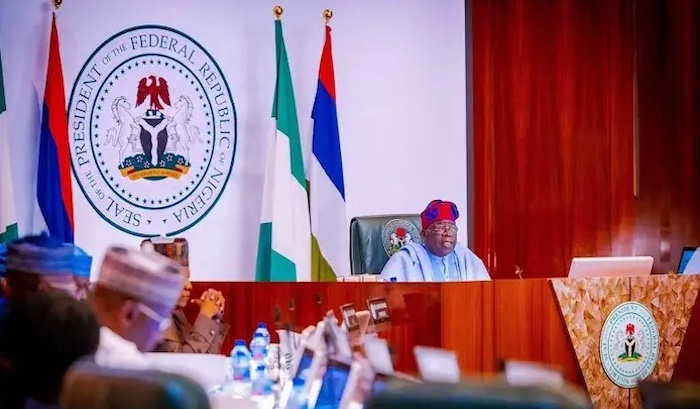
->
[679,247,700,274]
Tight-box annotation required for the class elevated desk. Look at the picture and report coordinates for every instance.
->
[190,276,700,408]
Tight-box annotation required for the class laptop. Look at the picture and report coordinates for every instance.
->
[678,247,700,274]
[413,346,460,383]
[567,256,654,279]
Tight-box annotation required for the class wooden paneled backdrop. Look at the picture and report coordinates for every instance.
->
[471,0,700,279]
[188,281,700,387]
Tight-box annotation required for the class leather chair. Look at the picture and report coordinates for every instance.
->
[61,360,210,409]
[365,381,592,409]
[349,214,422,275]
[639,380,700,409]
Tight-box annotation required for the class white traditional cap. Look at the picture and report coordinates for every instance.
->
[97,245,184,308]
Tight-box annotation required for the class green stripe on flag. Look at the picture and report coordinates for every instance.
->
[255,222,272,281]
[0,223,18,243]
[272,20,305,187]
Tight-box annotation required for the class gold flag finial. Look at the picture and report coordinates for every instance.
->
[273,6,284,20]
[53,0,63,9]
[323,9,333,24]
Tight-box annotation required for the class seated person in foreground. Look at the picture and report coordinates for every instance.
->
[142,237,228,354]
[0,234,92,320]
[91,245,184,369]
[0,291,100,409]
[380,200,490,282]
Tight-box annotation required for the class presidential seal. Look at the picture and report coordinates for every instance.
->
[381,219,422,256]
[600,301,659,389]
[68,25,236,237]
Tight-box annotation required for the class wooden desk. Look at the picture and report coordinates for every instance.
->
[189,279,700,389]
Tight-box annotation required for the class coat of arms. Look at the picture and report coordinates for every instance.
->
[104,75,202,181]
[67,26,237,237]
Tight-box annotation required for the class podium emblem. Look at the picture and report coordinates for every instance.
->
[600,301,659,388]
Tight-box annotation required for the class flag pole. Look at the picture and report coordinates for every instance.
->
[273,5,283,20]
[52,0,63,9]
[323,9,333,25]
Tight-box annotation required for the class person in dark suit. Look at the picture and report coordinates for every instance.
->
[141,237,229,354]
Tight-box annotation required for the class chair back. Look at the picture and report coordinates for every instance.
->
[349,214,422,275]
[61,360,210,409]
[365,381,592,409]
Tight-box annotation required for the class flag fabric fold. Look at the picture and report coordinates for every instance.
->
[0,40,19,243]
[255,19,311,282]
[37,13,74,243]
[310,25,348,281]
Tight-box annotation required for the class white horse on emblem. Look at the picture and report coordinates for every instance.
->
[104,96,141,163]
[166,95,203,161]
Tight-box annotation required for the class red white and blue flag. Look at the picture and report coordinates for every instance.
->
[309,25,348,280]
[37,14,74,243]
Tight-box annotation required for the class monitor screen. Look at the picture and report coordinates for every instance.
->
[315,359,351,409]
[679,247,700,274]
[294,348,314,382]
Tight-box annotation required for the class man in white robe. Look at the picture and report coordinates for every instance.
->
[380,200,490,282]
[91,245,184,369]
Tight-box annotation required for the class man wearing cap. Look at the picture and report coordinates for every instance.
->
[380,200,490,282]
[0,235,86,320]
[142,237,229,354]
[91,245,184,369]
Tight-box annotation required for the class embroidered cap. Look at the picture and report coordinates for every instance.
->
[141,236,189,267]
[5,233,75,276]
[97,245,184,308]
[420,200,460,229]
[72,246,93,278]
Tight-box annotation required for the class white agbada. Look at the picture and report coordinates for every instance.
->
[95,326,148,369]
[380,242,491,282]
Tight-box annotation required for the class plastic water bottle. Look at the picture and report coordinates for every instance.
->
[256,322,271,345]
[230,339,251,397]
[251,362,272,396]
[286,377,309,409]
[250,332,269,364]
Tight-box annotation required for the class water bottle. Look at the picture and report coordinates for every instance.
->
[251,362,272,396]
[256,322,271,345]
[230,339,251,397]
[250,332,268,364]
[286,377,309,409]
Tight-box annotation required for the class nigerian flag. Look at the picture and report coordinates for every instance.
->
[0,44,18,243]
[255,19,311,282]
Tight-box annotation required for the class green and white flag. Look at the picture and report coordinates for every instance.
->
[0,45,18,243]
[255,20,311,281]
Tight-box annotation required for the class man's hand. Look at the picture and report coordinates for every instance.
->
[192,289,226,318]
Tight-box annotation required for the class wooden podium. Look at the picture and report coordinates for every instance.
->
[191,276,700,408]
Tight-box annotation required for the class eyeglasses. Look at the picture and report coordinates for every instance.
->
[427,224,459,235]
[137,303,172,333]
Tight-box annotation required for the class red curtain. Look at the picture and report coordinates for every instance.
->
[472,0,636,279]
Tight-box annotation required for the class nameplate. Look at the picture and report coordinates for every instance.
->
[340,303,360,333]
[367,297,391,325]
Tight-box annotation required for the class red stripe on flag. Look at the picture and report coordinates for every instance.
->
[45,13,74,228]
[318,26,336,101]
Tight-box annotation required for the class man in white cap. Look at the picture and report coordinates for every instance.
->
[91,245,184,369]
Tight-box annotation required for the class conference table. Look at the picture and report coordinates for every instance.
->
[189,277,700,408]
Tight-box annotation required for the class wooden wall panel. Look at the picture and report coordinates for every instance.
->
[188,280,700,388]
[471,0,700,279]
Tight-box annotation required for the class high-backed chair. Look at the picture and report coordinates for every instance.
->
[61,360,210,409]
[349,214,422,275]
[365,381,592,409]
[639,380,700,409]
